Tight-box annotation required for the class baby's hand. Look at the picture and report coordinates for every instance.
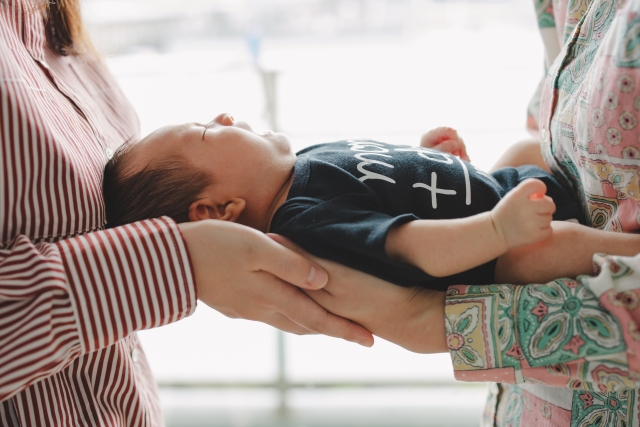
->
[491,179,555,250]
[420,127,470,162]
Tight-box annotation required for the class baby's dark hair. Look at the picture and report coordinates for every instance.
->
[103,141,213,228]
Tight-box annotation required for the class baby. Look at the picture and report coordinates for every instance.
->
[103,113,640,289]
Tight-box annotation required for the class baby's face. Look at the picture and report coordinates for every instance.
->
[132,113,295,193]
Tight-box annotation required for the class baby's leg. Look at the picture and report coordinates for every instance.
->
[494,221,640,284]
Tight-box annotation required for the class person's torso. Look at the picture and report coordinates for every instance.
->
[538,0,640,233]
[0,3,139,247]
[270,140,516,289]
[0,4,161,426]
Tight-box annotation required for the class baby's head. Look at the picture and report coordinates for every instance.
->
[104,113,296,230]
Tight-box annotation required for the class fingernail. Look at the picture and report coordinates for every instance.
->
[307,266,328,288]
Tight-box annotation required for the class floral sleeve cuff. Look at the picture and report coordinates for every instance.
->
[445,254,640,391]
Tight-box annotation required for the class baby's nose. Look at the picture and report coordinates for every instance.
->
[212,113,234,126]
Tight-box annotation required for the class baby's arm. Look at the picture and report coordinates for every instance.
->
[489,139,551,173]
[386,179,555,278]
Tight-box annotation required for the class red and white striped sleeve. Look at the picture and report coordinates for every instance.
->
[0,218,197,402]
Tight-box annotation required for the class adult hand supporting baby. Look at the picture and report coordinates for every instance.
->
[179,220,374,347]
[269,234,449,354]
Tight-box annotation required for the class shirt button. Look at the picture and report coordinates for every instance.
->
[540,128,549,143]
[105,147,114,160]
[131,348,139,363]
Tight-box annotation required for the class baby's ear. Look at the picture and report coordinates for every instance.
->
[188,198,246,223]
[218,198,246,222]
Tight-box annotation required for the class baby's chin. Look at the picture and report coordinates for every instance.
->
[269,131,294,155]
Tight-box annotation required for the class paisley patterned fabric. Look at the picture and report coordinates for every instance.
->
[447,255,640,425]
[445,0,640,425]
[539,0,640,233]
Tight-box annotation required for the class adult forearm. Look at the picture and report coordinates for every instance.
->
[385,213,507,278]
[495,221,640,284]
[0,218,196,402]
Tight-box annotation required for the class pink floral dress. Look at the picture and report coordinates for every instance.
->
[445,0,640,425]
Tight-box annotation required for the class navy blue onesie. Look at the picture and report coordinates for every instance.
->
[270,140,583,290]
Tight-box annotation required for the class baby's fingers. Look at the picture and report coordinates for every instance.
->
[420,127,460,148]
[457,141,471,162]
[517,178,547,199]
[431,139,463,155]
[531,195,556,215]
[528,213,553,243]
[537,222,553,240]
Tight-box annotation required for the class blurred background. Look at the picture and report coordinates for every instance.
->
[83,0,544,425]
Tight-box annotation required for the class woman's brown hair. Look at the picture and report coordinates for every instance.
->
[44,0,91,55]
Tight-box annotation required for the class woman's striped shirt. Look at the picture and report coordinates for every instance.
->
[0,2,197,426]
